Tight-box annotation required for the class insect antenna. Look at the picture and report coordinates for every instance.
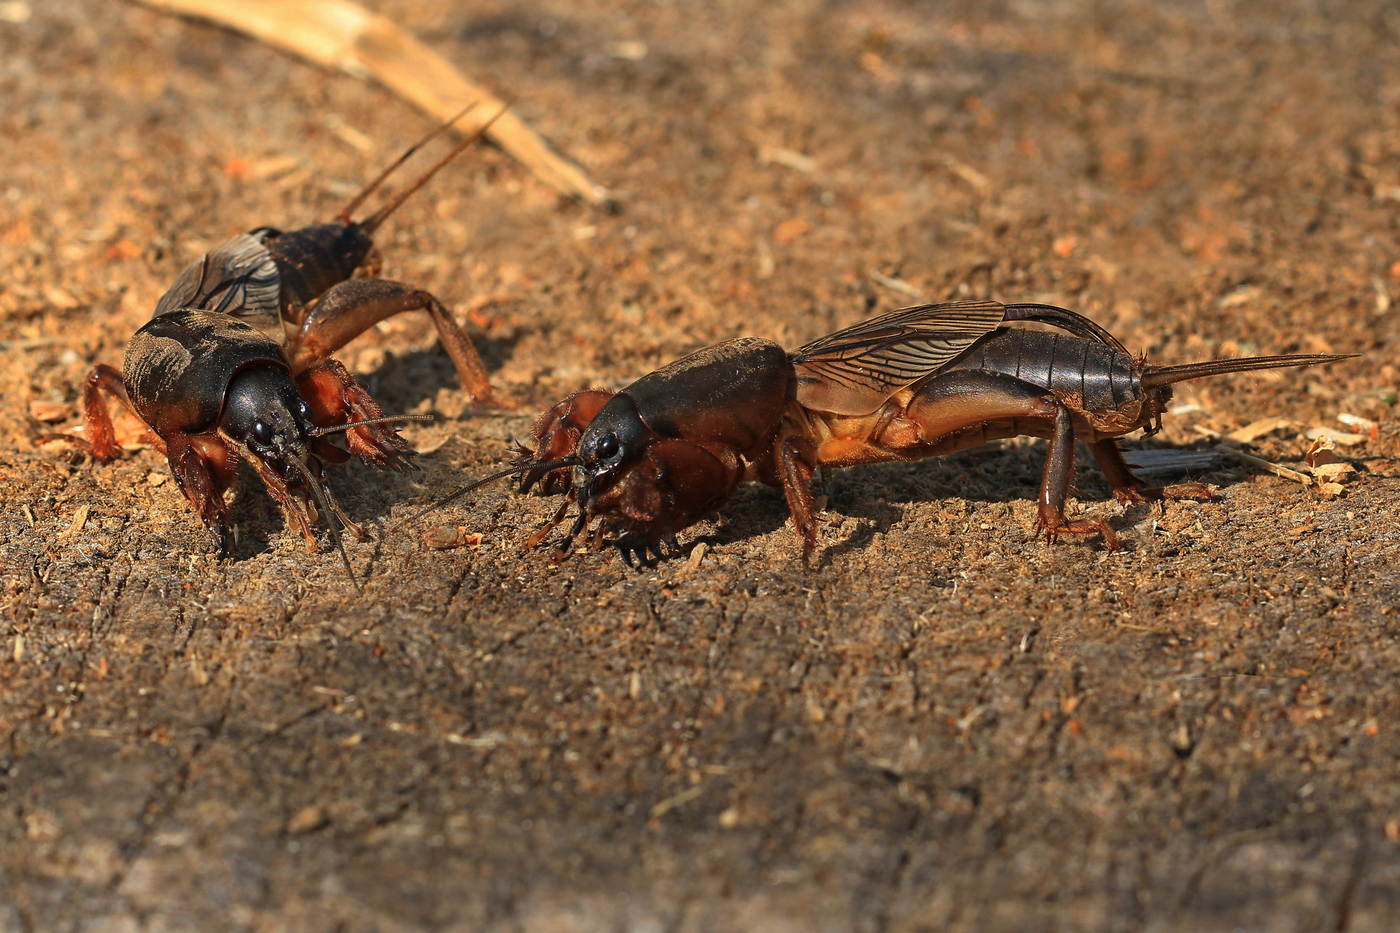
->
[392,454,581,531]
[357,102,512,235]
[282,453,361,591]
[335,101,479,223]
[1140,353,1357,390]
[305,413,434,438]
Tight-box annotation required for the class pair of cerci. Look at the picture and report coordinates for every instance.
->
[43,110,1353,583]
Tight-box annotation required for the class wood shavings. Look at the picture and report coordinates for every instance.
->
[869,270,927,301]
[1304,426,1367,446]
[135,0,609,204]
[245,154,302,180]
[938,154,991,193]
[411,434,456,456]
[423,525,482,549]
[1337,413,1378,434]
[1121,448,1220,477]
[28,400,72,423]
[1305,436,1342,468]
[57,504,91,541]
[1227,416,1292,444]
[1213,445,1312,485]
[1304,436,1358,498]
[286,805,328,835]
[759,146,817,174]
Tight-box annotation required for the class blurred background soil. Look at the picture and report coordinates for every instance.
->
[4,0,1400,929]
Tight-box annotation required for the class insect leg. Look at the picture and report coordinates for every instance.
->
[37,364,156,460]
[166,433,241,556]
[1088,440,1214,505]
[295,359,416,472]
[1038,406,1119,548]
[897,371,1118,547]
[775,435,820,567]
[240,445,320,552]
[283,277,494,404]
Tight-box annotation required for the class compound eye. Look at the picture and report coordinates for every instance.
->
[251,420,274,445]
[595,433,619,461]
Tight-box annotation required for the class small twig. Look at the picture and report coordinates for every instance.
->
[869,269,926,301]
[133,0,610,205]
[1213,444,1313,486]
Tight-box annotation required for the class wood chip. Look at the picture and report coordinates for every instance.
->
[135,0,610,204]
[1304,427,1367,446]
[869,269,927,300]
[759,146,817,174]
[939,154,991,193]
[423,526,482,549]
[649,784,704,819]
[1337,413,1377,432]
[1213,445,1312,485]
[1305,436,1341,467]
[285,805,328,835]
[1120,448,1219,477]
[773,218,812,245]
[58,504,91,540]
[246,154,301,180]
[28,400,72,423]
[1227,416,1291,444]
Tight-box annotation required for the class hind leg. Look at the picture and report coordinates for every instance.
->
[1089,440,1214,505]
[283,278,494,405]
[891,371,1119,547]
[37,364,162,460]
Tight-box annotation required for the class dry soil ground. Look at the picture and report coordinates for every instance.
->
[4,0,1400,930]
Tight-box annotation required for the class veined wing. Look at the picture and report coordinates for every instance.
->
[152,230,282,322]
[790,300,1008,415]
[1002,303,1130,355]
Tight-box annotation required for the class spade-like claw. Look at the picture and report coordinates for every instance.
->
[615,533,662,568]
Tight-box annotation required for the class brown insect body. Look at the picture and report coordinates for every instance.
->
[504,300,1350,565]
[41,108,506,580]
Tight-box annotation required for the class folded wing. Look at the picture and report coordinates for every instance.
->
[790,300,1009,415]
[153,230,283,322]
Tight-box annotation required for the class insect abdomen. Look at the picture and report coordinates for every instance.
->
[945,329,1140,409]
[264,223,376,310]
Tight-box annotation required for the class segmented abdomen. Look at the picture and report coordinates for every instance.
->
[264,223,376,310]
[944,328,1140,409]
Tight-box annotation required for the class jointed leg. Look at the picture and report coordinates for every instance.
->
[167,433,240,555]
[898,371,1119,548]
[296,359,415,472]
[283,277,494,404]
[37,364,158,460]
[776,435,820,566]
[1089,439,1214,505]
[1038,407,1119,548]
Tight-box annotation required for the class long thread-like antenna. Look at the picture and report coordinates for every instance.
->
[306,413,433,438]
[358,102,512,235]
[283,453,360,591]
[392,453,581,531]
[335,101,480,223]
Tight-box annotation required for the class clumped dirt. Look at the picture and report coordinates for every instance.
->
[4,1,1400,930]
